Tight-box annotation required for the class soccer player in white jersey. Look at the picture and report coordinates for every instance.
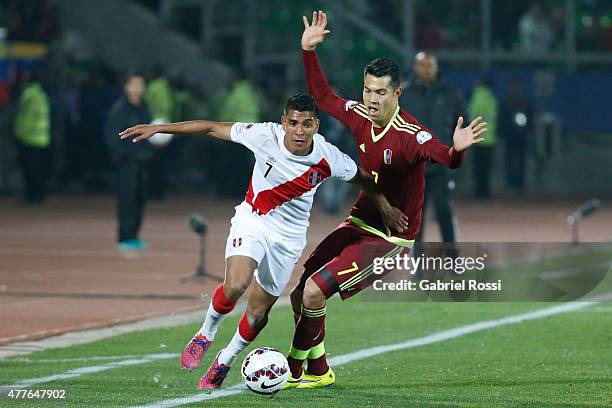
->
[120,93,409,390]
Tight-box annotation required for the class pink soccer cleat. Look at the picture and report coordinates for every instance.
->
[197,351,231,390]
[180,332,212,371]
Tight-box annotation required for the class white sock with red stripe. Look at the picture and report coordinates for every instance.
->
[217,312,263,366]
[198,284,237,340]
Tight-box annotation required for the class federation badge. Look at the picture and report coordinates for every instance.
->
[384,148,392,164]
[308,171,322,186]
[344,100,359,111]
[416,130,432,144]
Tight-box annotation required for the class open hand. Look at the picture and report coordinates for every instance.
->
[119,124,159,143]
[302,10,330,51]
[452,116,488,152]
[381,206,409,236]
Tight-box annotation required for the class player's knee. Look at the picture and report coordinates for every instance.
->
[302,278,326,309]
[223,278,249,299]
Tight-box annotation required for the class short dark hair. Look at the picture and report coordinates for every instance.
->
[285,93,318,117]
[364,58,400,89]
[122,69,145,86]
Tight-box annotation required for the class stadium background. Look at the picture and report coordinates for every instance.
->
[0,1,611,406]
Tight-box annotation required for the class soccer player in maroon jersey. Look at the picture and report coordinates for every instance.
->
[285,11,488,389]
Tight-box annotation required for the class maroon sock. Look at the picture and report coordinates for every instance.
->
[306,324,329,375]
[287,306,326,377]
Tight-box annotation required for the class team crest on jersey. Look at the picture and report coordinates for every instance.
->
[384,148,392,164]
[232,237,242,247]
[344,100,359,111]
[308,171,322,186]
[245,124,253,129]
[416,130,432,144]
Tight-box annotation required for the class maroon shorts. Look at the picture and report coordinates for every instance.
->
[297,220,408,300]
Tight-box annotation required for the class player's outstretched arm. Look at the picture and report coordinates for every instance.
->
[452,116,487,152]
[119,120,234,143]
[301,11,357,129]
[301,10,330,51]
[349,168,409,235]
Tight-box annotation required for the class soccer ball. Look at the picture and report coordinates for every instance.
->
[241,347,289,394]
[148,118,174,147]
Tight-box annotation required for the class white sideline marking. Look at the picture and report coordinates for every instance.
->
[0,353,177,393]
[0,308,206,359]
[132,292,612,408]
[0,298,290,359]
[6,354,180,364]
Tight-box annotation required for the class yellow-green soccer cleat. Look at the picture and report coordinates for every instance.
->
[297,367,335,389]
[283,371,304,389]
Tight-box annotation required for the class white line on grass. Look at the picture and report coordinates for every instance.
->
[6,353,180,364]
[0,298,290,359]
[0,353,177,393]
[132,292,612,408]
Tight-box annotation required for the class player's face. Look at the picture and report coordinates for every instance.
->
[281,109,320,156]
[124,76,145,105]
[363,74,401,126]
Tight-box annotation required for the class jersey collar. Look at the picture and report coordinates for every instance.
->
[371,106,400,143]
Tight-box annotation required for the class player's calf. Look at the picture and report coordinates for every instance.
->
[182,257,257,371]
[288,278,329,378]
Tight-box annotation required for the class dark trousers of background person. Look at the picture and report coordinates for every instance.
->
[419,171,457,244]
[413,170,458,279]
[505,138,526,190]
[116,160,148,242]
[147,149,166,200]
[18,144,48,203]
[473,146,494,199]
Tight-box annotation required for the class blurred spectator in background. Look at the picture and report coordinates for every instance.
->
[105,70,153,251]
[144,64,173,200]
[79,64,119,181]
[499,78,533,192]
[468,79,498,199]
[171,72,193,123]
[400,52,466,247]
[145,64,173,123]
[14,69,50,204]
[519,2,554,52]
[58,66,83,184]
[215,72,262,196]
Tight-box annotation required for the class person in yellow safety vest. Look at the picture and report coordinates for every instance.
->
[215,75,262,196]
[468,79,498,199]
[144,65,174,200]
[14,71,50,203]
[218,79,262,123]
[145,66,173,123]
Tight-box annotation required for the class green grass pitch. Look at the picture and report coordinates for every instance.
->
[2,291,611,407]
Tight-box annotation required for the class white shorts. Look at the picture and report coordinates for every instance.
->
[224,209,306,297]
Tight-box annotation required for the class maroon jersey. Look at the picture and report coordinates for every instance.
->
[303,50,465,240]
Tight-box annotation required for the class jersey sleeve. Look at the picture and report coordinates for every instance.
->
[325,141,358,181]
[302,50,365,134]
[402,119,465,169]
[230,122,271,152]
